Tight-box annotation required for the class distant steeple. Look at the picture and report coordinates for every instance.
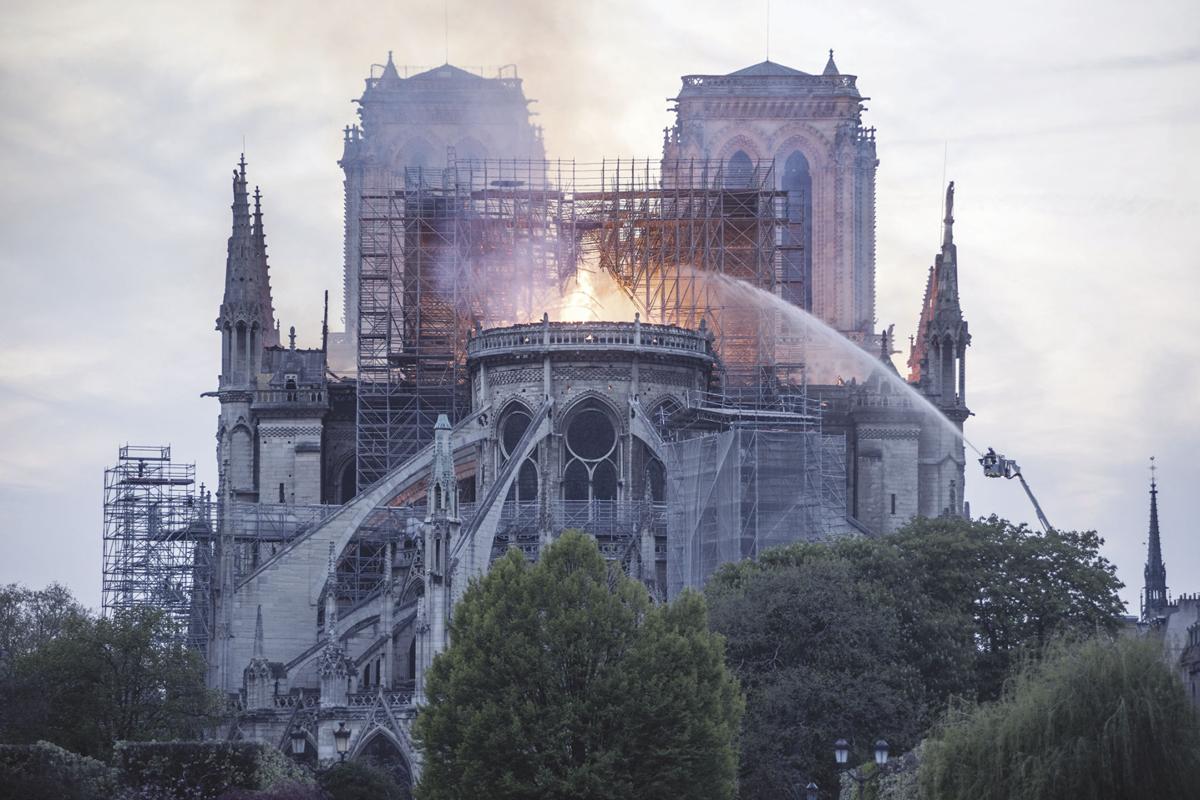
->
[1143,457,1169,621]
[823,49,840,76]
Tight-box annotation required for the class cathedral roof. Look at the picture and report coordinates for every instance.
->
[727,60,811,77]
[408,63,488,82]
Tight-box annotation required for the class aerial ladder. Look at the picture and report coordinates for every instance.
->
[979,448,1053,533]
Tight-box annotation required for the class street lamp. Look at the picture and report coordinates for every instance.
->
[334,722,351,763]
[834,737,889,799]
[289,728,306,757]
[805,781,819,800]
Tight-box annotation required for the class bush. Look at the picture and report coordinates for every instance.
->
[115,741,314,800]
[217,780,330,800]
[318,761,406,800]
[0,740,118,800]
[920,636,1200,800]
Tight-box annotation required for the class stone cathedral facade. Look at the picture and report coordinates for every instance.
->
[199,53,971,788]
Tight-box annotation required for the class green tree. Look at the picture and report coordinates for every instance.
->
[921,635,1200,800]
[888,516,1125,700]
[706,543,930,797]
[413,531,743,800]
[0,583,88,665]
[0,592,221,758]
[705,516,1126,797]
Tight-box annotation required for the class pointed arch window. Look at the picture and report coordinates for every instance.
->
[499,405,539,504]
[725,150,754,189]
[782,150,814,309]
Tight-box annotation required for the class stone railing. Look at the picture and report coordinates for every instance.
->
[679,73,859,95]
[273,692,320,710]
[467,320,712,362]
[253,388,327,407]
[346,690,415,709]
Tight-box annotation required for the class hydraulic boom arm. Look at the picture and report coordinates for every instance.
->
[979,448,1053,533]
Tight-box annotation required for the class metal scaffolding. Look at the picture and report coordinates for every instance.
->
[356,157,787,489]
[102,445,213,650]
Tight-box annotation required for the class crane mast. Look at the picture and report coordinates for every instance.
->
[979,449,1053,533]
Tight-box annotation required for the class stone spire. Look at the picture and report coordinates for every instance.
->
[244,603,272,709]
[935,182,960,310]
[377,50,402,87]
[1143,458,1169,621]
[427,414,458,520]
[318,542,351,707]
[216,155,276,388]
[324,542,339,638]
[250,186,279,347]
[823,48,840,76]
[253,604,265,659]
[219,156,274,324]
[908,181,970,410]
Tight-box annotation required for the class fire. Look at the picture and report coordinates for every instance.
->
[552,250,641,323]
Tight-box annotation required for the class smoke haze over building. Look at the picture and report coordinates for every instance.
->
[1,0,1198,614]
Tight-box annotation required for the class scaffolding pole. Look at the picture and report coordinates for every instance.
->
[101,445,214,652]
[355,157,787,490]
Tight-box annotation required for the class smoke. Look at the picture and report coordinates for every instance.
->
[676,269,980,451]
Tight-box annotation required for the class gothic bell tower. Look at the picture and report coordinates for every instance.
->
[663,50,878,338]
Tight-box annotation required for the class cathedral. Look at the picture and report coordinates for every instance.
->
[162,51,975,786]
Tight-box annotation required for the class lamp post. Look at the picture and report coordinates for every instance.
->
[805,781,819,800]
[334,722,351,763]
[289,728,306,758]
[834,737,889,799]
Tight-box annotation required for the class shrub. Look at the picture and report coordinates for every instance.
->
[115,741,314,800]
[0,740,118,800]
[217,780,330,800]
[920,636,1200,800]
[318,760,407,800]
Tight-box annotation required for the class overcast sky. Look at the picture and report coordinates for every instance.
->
[2,0,1197,612]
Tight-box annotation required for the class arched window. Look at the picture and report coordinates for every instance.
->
[339,460,357,504]
[645,456,666,502]
[725,150,754,189]
[499,405,538,503]
[782,150,813,309]
[562,401,619,503]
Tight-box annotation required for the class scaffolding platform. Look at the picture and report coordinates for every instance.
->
[356,157,793,489]
[102,446,213,651]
